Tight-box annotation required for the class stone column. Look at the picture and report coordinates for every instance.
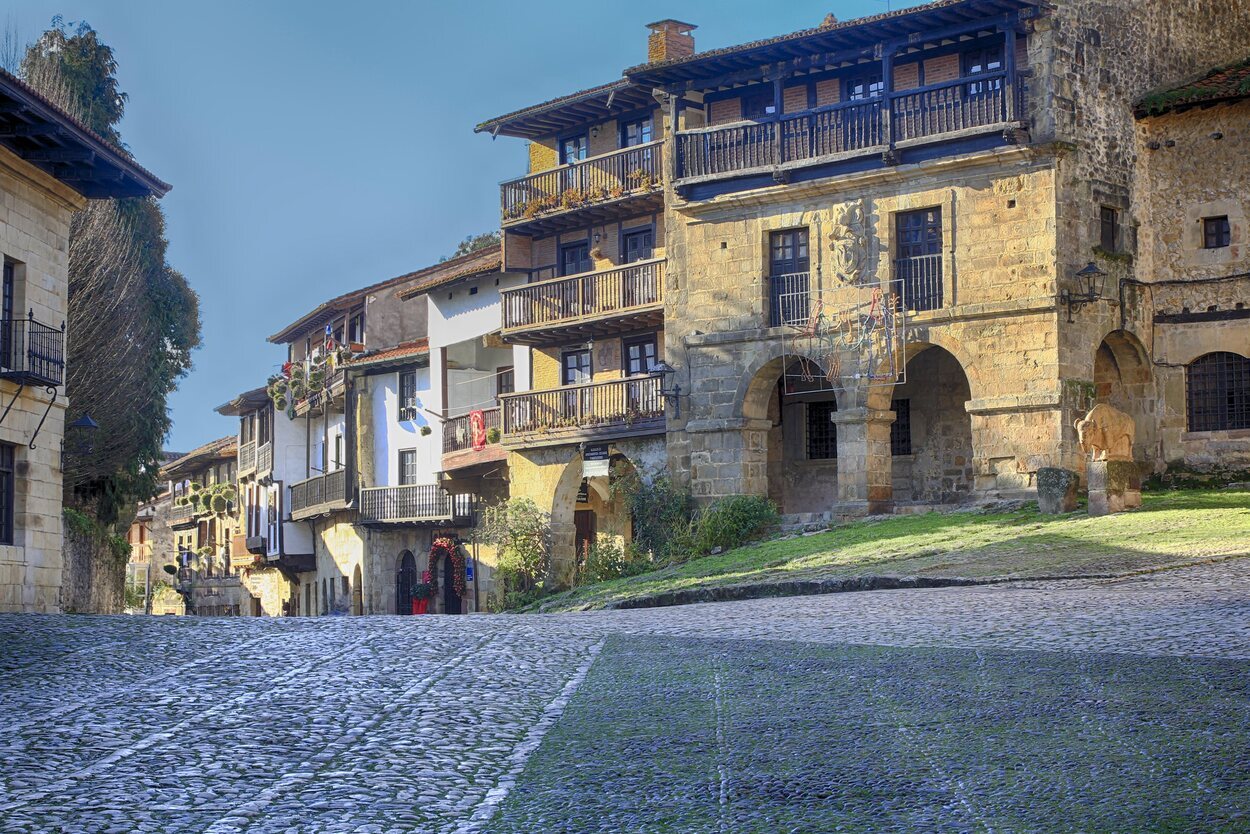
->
[832,407,895,516]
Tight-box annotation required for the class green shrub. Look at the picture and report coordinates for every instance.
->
[578,534,650,584]
[475,498,551,602]
[612,470,695,566]
[690,494,780,555]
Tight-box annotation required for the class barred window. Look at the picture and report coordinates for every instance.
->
[1187,352,1250,432]
[807,400,838,460]
[891,399,912,456]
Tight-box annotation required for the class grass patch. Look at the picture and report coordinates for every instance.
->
[527,490,1250,612]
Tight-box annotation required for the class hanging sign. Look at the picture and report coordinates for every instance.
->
[465,558,475,582]
[582,444,610,478]
[469,410,487,451]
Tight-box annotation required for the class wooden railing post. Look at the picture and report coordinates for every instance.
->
[1002,27,1018,122]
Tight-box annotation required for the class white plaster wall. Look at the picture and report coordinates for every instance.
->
[369,368,438,487]
[428,271,524,350]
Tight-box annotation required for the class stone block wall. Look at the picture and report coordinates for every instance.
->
[0,148,80,613]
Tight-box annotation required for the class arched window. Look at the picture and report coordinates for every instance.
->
[1187,352,1250,432]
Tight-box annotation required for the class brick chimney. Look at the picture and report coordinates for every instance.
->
[646,20,697,64]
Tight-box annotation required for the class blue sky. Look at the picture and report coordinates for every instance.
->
[6,0,921,452]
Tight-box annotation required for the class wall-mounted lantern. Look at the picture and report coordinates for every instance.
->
[1059,262,1108,322]
[650,360,682,418]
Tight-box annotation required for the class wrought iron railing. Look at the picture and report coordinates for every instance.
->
[894,254,944,312]
[289,468,348,515]
[501,376,664,438]
[769,272,812,328]
[358,484,476,524]
[677,72,1018,180]
[0,314,65,386]
[443,407,502,454]
[501,140,663,224]
[501,259,665,333]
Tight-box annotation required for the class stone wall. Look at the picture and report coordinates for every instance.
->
[59,520,123,614]
[0,147,81,613]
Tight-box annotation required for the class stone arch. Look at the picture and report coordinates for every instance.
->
[737,345,842,422]
[549,446,650,585]
[351,563,363,616]
[863,332,981,413]
[1094,329,1156,461]
[890,343,976,504]
[395,550,417,615]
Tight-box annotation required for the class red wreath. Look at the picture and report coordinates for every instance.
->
[430,536,466,598]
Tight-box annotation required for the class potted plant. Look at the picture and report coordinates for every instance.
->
[420,425,432,437]
[485,427,501,444]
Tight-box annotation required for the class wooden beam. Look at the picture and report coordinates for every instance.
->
[0,122,61,139]
[24,148,94,163]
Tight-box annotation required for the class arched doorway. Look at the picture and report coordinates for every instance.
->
[890,344,974,504]
[395,550,417,615]
[549,449,643,584]
[351,564,363,616]
[1094,330,1155,460]
[442,550,462,615]
[740,355,840,515]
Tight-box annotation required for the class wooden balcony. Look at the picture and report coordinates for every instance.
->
[500,140,664,235]
[358,484,477,526]
[442,407,505,473]
[676,72,1023,185]
[293,368,346,417]
[500,259,664,345]
[289,468,349,520]
[256,441,273,475]
[238,441,256,476]
[500,376,665,447]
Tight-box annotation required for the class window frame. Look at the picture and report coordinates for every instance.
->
[619,115,653,148]
[1100,206,1120,253]
[623,334,658,377]
[398,448,420,486]
[559,133,588,165]
[742,89,777,120]
[1203,216,1231,249]
[398,370,419,421]
[962,45,1004,95]
[891,399,913,456]
[806,400,839,460]
[496,365,515,399]
[0,442,14,545]
[844,72,884,102]
[1186,352,1250,433]
[561,348,592,386]
[559,241,592,277]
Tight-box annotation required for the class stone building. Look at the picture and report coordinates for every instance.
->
[0,68,169,613]
[125,489,186,615]
[477,0,1250,574]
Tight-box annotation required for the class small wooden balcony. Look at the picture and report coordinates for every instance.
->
[289,469,349,520]
[676,73,1024,186]
[238,441,256,476]
[500,376,665,447]
[358,484,477,526]
[293,368,346,418]
[500,259,665,345]
[256,441,273,475]
[500,140,664,235]
[441,407,506,473]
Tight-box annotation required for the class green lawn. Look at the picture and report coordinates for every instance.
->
[529,490,1250,613]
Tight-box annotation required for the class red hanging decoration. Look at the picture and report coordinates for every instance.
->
[430,536,466,599]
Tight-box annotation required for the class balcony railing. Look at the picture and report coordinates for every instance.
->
[769,272,812,328]
[289,468,348,516]
[677,72,1019,181]
[501,376,665,440]
[894,254,943,312]
[501,259,665,335]
[239,441,256,475]
[256,441,273,475]
[443,407,502,454]
[359,484,476,524]
[0,314,65,387]
[170,502,195,522]
[501,140,663,225]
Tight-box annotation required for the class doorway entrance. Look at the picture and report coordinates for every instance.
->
[396,550,417,615]
[442,551,462,615]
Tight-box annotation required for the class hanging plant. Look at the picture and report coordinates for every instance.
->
[430,537,466,599]
[309,367,326,389]
[209,494,229,514]
[420,425,432,437]
[485,427,501,444]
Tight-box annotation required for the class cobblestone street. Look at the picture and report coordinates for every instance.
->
[2,560,1248,833]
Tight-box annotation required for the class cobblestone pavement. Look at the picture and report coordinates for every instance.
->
[1,559,1247,833]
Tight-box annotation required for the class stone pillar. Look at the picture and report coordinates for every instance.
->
[832,407,895,516]
[1087,460,1142,517]
[686,418,771,503]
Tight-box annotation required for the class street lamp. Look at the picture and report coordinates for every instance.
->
[1059,262,1108,322]
[650,360,682,418]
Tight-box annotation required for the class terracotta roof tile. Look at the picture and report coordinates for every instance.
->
[160,436,236,479]
[1135,56,1250,118]
[348,338,430,368]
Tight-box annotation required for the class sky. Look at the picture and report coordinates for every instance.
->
[6,0,922,452]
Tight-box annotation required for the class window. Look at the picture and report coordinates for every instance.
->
[258,406,271,445]
[895,208,944,310]
[620,117,653,147]
[807,401,838,460]
[562,349,592,386]
[333,434,343,471]
[0,442,13,545]
[496,366,515,398]
[1100,206,1120,252]
[963,46,1003,95]
[559,242,591,277]
[742,90,777,119]
[769,229,811,327]
[399,370,418,421]
[845,72,884,101]
[624,336,657,376]
[1,260,13,370]
[398,449,419,486]
[347,311,365,344]
[560,134,588,164]
[1187,352,1250,432]
[1204,216,1231,249]
[622,228,654,263]
[891,399,912,456]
